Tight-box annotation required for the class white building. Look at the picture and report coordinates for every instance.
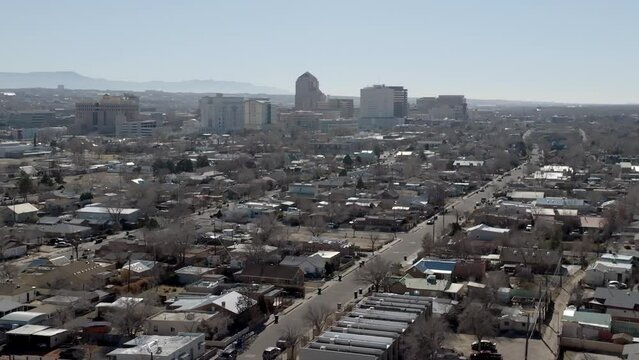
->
[106,333,206,360]
[244,99,271,130]
[199,94,244,134]
[116,119,157,138]
[145,312,218,336]
[75,206,141,223]
[584,261,632,287]
[358,85,407,130]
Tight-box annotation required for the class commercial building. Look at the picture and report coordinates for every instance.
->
[295,72,326,111]
[318,98,355,118]
[115,119,157,138]
[416,95,468,120]
[359,85,407,130]
[199,94,245,134]
[106,333,206,360]
[279,111,323,132]
[74,94,139,135]
[1,111,56,128]
[244,99,272,130]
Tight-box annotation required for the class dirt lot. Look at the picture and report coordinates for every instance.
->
[444,333,552,360]
[286,226,395,251]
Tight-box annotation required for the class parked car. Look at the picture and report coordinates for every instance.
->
[218,348,238,360]
[94,238,103,244]
[470,352,503,360]
[327,222,340,229]
[262,347,281,360]
[275,339,288,350]
[54,242,71,248]
[471,340,497,352]
[426,219,435,225]
[608,280,628,289]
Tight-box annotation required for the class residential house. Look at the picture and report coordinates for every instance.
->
[280,255,325,277]
[211,291,257,316]
[120,260,158,281]
[1,203,39,223]
[389,274,449,297]
[500,247,561,273]
[145,311,218,336]
[592,288,639,336]
[311,251,341,269]
[465,224,510,250]
[106,333,206,360]
[174,266,215,285]
[584,261,632,287]
[407,259,456,280]
[237,263,305,295]
[562,307,612,341]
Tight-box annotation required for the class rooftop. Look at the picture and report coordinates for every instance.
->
[107,334,204,357]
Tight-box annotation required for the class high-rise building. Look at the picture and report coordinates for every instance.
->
[317,98,355,119]
[295,72,326,111]
[199,94,245,134]
[244,98,272,131]
[416,95,468,120]
[74,94,139,135]
[359,85,407,129]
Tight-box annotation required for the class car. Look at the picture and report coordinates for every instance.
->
[127,234,136,239]
[262,347,281,360]
[426,219,435,225]
[471,340,497,352]
[275,339,288,350]
[327,222,340,229]
[54,242,71,248]
[94,239,103,244]
[218,348,238,360]
[608,281,628,289]
[470,352,503,360]
[525,224,533,232]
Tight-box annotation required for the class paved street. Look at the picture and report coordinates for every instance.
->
[238,164,528,359]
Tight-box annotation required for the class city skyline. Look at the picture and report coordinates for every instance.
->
[1,1,638,104]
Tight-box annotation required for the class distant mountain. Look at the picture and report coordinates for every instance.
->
[0,71,291,94]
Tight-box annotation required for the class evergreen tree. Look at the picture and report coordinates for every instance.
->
[342,154,353,167]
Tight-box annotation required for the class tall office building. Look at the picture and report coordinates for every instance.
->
[317,98,355,119]
[295,72,326,111]
[74,94,139,135]
[199,94,245,134]
[244,98,272,131]
[416,95,468,120]
[359,85,407,129]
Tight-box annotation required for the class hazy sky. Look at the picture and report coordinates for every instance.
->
[1,0,638,103]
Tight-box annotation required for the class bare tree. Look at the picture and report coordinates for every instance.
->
[304,302,333,335]
[306,216,327,237]
[279,321,305,360]
[104,296,156,336]
[422,232,434,256]
[404,316,450,360]
[253,213,278,244]
[356,257,393,292]
[369,233,380,253]
[458,302,497,350]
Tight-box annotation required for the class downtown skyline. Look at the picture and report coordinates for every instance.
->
[1,0,638,104]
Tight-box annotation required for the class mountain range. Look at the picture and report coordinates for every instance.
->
[0,71,291,94]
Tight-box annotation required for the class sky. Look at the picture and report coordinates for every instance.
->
[1,0,638,103]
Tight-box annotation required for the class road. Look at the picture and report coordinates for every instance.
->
[239,164,529,359]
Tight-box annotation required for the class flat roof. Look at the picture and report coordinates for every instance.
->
[6,324,49,335]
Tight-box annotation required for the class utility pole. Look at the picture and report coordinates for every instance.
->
[525,313,530,360]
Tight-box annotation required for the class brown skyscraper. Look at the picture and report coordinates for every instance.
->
[295,72,326,110]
